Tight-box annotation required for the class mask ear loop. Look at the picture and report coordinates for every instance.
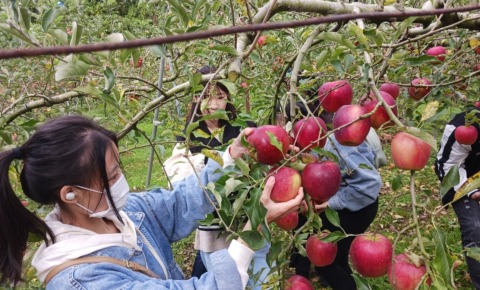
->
[74,185,105,214]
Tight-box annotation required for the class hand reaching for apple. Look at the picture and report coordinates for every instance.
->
[314,201,329,213]
[260,177,304,223]
[229,127,255,159]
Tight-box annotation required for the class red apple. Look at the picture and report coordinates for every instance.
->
[388,253,429,290]
[349,233,393,278]
[247,125,290,165]
[306,233,338,267]
[293,117,328,150]
[408,78,432,101]
[425,45,446,62]
[455,125,478,145]
[391,132,431,170]
[318,80,353,113]
[301,161,341,203]
[130,57,143,68]
[268,166,302,202]
[285,275,314,290]
[333,105,371,146]
[475,46,480,55]
[240,82,249,88]
[474,101,480,109]
[257,35,267,47]
[275,211,299,231]
[21,200,29,207]
[474,64,480,72]
[362,91,398,129]
[379,82,401,99]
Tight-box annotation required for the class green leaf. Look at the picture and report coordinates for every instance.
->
[209,45,239,56]
[0,23,34,44]
[348,23,369,49]
[232,188,249,220]
[55,55,89,81]
[244,187,266,231]
[19,7,31,31]
[315,50,329,68]
[238,230,265,251]
[266,131,284,156]
[166,0,190,26]
[421,101,439,122]
[325,207,341,228]
[440,165,459,198]
[217,80,237,95]
[317,32,356,50]
[352,273,373,290]
[199,110,229,121]
[359,163,373,170]
[234,157,250,176]
[331,59,344,75]
[321,231,345,243]
[185,121,200,138]
[343,54,355,70]
[453,171,480,203]
[48,28,68,45]
[432,229,452,286]
[42,8,61,32]
[201,149,223,167]
[148,45,165,57]
[404,55,437,66]
[103,67,115,93]
[70,21,83,46]
[466,247,480,263]
[392,18,416,41]
[78,54,101,66]
[405,127,437,152]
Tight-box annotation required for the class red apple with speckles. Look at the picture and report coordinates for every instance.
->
[425,46,446,62]
[275,211,299,231]
[379,82,401,99]
[306,233,338,267]
[455,125,478,145]
[408,78,432,101]
[391,132,431,170]
[349,233,393,278]
[285,275,314,290]
[388,253,430,290]
[268,167,302,202]
[318,80,353,113]
[247,125,290,165]
[333,105,371,146]
[293,117,328,150]
[362,91,397,129]
[301,161,341,203]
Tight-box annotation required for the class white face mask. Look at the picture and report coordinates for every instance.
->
[74,174,130,218]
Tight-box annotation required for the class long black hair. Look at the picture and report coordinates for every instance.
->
[0,115,119,285]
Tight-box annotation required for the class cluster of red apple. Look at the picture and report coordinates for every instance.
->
[286,233,430,290]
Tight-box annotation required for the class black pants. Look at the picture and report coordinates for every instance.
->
[290,199,379,290]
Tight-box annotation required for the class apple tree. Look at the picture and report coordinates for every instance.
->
[1,0,480,288]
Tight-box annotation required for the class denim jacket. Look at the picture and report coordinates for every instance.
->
[34,156,250,290]
[325,136,383,212]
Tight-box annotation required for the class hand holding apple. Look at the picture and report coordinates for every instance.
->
[229,127,256,159]
[260,177,304,224]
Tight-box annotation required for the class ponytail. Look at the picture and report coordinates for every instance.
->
[0,149,54,286]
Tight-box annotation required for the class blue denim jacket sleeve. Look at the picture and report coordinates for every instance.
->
[127,157,223,243]
[326,138,382,211]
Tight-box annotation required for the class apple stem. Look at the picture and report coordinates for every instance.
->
[409,170,433,276]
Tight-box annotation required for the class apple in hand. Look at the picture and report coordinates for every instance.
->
[455,125,478,145]
[379,82,401,99]
[362,91,397,129]
[306,233,338,267]
[318,80,353,113]
[425,45,446,62]
[268,167,302,202]
[285,275,314,290]
[293,117,328,150]
[408,78,432,101]
[275,211,299,231]
[301,161,341,203]
[391,132,431,170]
[247,125,290,165]
[388,253,429,290]
[333,105,371,146]
[349,233,393,278]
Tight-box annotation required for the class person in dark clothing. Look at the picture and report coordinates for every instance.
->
[435,109,480,289]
